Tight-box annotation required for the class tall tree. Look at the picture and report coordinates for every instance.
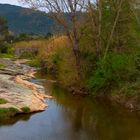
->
[88,0,102,57]
[88,0,138,58]
[21,0,92,79]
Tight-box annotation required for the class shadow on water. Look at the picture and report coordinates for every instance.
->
[0,114,32,126]
[0,70,140,140]
[44,82,140,140]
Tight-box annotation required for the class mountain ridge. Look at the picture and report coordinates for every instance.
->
[0,4,57,35]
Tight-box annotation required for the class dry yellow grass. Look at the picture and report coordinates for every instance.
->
[14,39,48,49]
[39,36,70,62]
[14,36,81,88]
[14,36,69,51]
[34,36,79,87]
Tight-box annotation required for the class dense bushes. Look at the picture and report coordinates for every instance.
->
[0,42,12,53]
[15,32,140,95]
[88,53,138,93]
[13,0,140,95]
[38,36,80,88]
[0,42,14,58]
[0,16,15,58]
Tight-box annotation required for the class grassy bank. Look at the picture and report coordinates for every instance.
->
[12,1,140,99]
[13,35,140,97]
[0,107,19,119]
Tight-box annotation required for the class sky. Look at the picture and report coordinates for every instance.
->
[0,0,24,6]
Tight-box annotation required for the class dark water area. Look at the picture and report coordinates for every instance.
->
[0,72,140,140]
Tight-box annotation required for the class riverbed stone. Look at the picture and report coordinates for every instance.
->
[0,58,48,117]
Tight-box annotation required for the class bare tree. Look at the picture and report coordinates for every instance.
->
[21,0,93,79]
[103,0,124,60]
[88,0,102,57]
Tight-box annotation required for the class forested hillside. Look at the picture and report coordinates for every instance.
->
[0,4,57,35]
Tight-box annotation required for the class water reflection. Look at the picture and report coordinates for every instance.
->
[46,83,140,140]
[0,73,140,140]
[0,113,32,126]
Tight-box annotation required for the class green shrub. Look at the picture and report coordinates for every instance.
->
[21,106,30,113]
[0,42,11,54]
[27,58,41,67]
[51,52,61,65]
[0,53,15,58]
[0,107,19,118]
[20,51,37,59]
[88,53,137,93]
[0,42,15,58]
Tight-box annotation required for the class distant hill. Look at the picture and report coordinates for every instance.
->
[0,4,60,35]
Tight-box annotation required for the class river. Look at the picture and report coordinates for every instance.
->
[0,71,140,140]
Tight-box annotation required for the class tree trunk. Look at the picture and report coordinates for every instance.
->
[73,39,82,80]
[97,0,102,57]
[103,0,124,60]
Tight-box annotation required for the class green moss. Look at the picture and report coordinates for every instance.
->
[0,53,15,58]
[0,107,19,118]
[0,98,8,104]
[0,64,6,69]
[21,106,30,113]
[27,59,41,67]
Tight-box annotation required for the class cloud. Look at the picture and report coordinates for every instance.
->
[0,0,21,6]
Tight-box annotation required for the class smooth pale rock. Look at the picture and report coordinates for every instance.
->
[0,58,50,115]
[0,74,47,113]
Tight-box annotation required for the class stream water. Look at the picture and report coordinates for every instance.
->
[0,72,140,140]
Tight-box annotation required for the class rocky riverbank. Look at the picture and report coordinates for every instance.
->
[0,58,50,118]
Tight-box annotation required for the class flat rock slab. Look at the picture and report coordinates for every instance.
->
[0,74,47,112]
[0,58,48,116]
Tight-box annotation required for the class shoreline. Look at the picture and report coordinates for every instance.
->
[0,58,52,118]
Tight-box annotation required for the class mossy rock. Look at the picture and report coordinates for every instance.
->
[0,64,6,69]
[0,107,19,118]
[0,98,8,104]
[21,107,30,113]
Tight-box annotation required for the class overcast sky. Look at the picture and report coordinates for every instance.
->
[0,0,24,6]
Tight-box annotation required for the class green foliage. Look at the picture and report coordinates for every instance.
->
[0,42,12,53]
[0,98,7,104]
[0,16,8,39]
[0,16,15,57]
[0,64,6,69]
[88,53,137,93]
[21,107,30,113]
[16,33,30,41]
[44,32,53,39]
[7,0,139,96]
[20,51,37,59]
[0,53,15,58]
[28,58,41,67]
[51,53,61,65]
[0,107,18,118]
[80,49,96,78]
[123,82,140,96]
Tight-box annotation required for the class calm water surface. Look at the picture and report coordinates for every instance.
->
[0,73,140,140]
